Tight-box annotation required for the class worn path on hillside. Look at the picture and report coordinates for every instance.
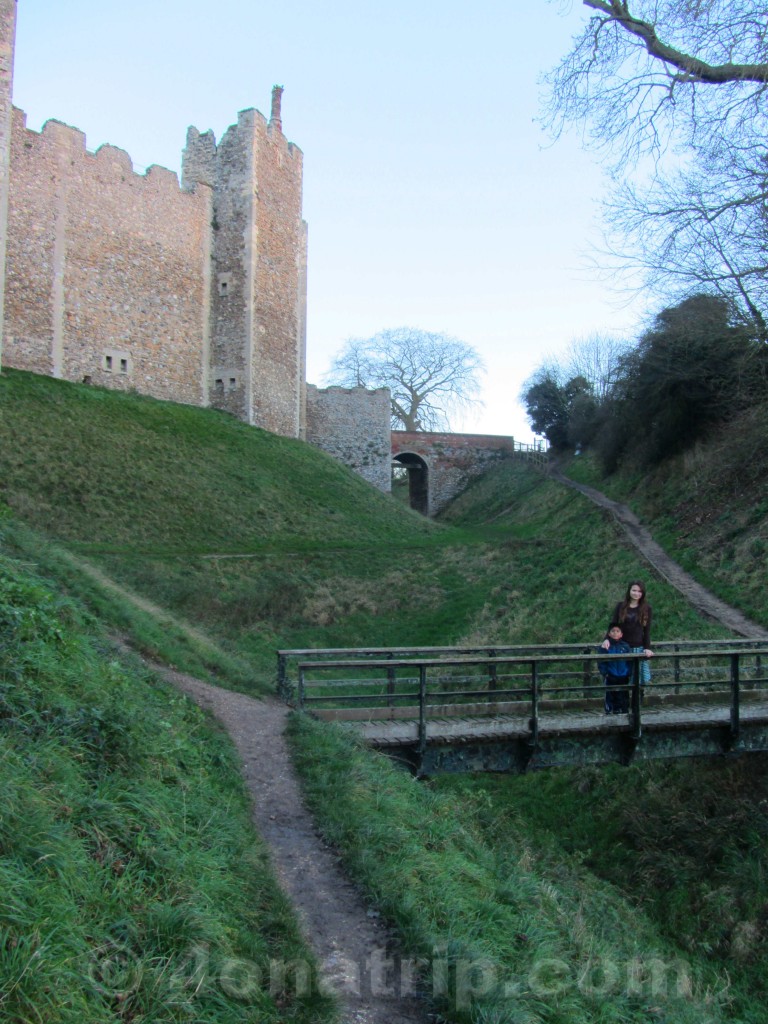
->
[131,656,433,1024]
[549,467,768,639]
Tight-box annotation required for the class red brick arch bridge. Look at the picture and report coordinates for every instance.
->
[391,431,546,517]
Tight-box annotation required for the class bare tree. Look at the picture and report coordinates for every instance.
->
[324,327,484,431]
[598,166,768,338]
[563,333,632,401]
[545,1,768,165]
[522,335,629,405]
[544,1,768,329]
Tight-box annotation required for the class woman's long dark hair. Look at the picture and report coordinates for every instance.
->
[618,579,650,626]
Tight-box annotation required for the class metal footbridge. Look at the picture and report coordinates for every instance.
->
[277,640,768,775]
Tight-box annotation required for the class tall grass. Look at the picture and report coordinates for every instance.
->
[434,757,768,1022]
[0,550,335,1023]
[288,713,733,1024]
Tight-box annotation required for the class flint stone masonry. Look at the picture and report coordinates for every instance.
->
[182,95,307,435]
[5,113,213,404]
[306,384,392,491]
[3,73,307,438]
[0,0,14,367]
[392,430,517,516]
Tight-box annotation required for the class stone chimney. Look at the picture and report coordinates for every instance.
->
[270,85,283,131]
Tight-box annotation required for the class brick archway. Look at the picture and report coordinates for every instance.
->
[391,431,518,516]
[392,451,429,515]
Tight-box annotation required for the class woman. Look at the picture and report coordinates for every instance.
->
[601,580,653,684]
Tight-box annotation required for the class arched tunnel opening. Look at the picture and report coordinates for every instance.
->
[392,453,429,515]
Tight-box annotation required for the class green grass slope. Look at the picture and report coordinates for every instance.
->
[0,369,737,691]
[0,368,435,553]
[0,369,451,685]
[5,367,768,1023]
[560,404,768,629]
[290,713,744,1024]
[0,550,333,1024]
[435,459,733,646]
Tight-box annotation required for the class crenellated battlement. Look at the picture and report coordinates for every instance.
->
[38,116,86,148]
[16,111,191,197]
[4,82,307,437]
[182,96,303,195]
[93,142,135,174]
[306,384,392,491]
[312,385,391,397]
[182,126,216,190]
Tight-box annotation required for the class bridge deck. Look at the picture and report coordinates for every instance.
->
[339,693,768,746]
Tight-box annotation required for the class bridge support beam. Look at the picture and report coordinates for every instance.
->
[388,722,768,777]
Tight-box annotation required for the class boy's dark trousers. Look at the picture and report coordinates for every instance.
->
[603,673,629,714]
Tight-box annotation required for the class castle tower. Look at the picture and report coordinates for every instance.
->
[3,70,306,440]
[0,0,17,370]
[183,87,307,438]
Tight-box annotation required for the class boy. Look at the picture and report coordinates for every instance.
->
[597,623,631,715]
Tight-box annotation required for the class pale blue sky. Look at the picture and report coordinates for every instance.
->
[13,0,651,440]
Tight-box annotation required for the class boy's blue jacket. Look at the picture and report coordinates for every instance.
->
[597,639,631,678]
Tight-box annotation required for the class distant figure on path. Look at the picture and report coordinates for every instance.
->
[601,580,654,686]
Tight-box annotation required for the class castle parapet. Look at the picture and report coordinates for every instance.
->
[306,384,392,492]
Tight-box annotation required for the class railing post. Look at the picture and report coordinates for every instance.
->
[746,651,759,690]
[673,644,681,695]
[730,653,740,744]
[386,652,395,708]
[630,657,642,740]
[277,651,288,700]
[298,665,306,711]
[488,649,497,696]
[418,664,428,754]
[582,646,592,698]
[529,661,539,748]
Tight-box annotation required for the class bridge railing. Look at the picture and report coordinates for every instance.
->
[293,646,768,753]
[513,440,549,468]
[277,639,767,703]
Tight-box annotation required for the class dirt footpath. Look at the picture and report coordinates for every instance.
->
[149,666,434,1024]
[550,468,768,639]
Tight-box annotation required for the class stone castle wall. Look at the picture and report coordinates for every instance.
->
[3,63,307,437]
[182,95,306,435]
[0,0,15,366]
[0,18,511,513]
[4,111,213,405]
[306,384,392,491]
[251,99,307,438]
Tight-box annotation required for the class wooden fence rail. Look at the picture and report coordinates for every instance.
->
[283,643,768,774]
[277,639,767,703]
